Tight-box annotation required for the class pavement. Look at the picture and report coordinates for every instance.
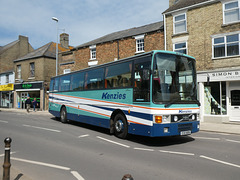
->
[0,108,240,179]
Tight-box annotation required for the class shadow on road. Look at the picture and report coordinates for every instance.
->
[51,117,195,147]
[127,134,195,147]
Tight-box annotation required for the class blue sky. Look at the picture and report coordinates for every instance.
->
[0,0,169,49]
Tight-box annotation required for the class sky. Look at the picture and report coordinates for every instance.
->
[0,0,169,49]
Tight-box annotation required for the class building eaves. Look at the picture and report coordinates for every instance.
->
[0,70,14,76]
[163,0,219,14]
[74,21,163,50]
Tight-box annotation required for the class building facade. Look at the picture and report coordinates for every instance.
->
[59,21,164,74]
[0,35,33,108]
[163,0,240,122]
[0,71,14,108]
[13,34,72,111]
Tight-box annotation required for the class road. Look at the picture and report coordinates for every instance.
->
[0,111,240,180]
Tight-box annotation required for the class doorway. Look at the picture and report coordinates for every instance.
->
[230,90,240,121]
[21,92,28,109]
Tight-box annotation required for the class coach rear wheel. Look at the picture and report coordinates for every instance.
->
[60,106,67,123]
[113,113,128,139]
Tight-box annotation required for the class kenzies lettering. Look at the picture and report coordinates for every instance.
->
[102,92,126,99]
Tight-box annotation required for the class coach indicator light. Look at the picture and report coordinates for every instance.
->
[155,116,162,123]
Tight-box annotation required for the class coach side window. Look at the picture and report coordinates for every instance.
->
[50,79,54,92]
[59,75,71,91]
[71,72,85,91]
[105,61,132,88]
[53,77,59,92]
[85,68,104,90]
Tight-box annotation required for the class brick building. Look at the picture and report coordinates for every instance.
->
[13,33,72,110]
[59,21,164,74]
[163,0,240,123]
[0,35,33,108]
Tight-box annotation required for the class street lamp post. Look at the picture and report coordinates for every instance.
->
[52,17,59,76]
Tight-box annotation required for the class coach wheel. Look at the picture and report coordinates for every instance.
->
[60,106,67,123]
[113,113,128,139]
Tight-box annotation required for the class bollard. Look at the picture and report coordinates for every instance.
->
[122,174,134,180]
[2,137,12,180]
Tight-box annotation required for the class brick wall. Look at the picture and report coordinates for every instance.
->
[71,31,164,71]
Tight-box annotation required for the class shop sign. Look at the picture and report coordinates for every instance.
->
[14,82,43,90]
[210,71,240,81]
[0,84,14,91]
[22,84,32,89]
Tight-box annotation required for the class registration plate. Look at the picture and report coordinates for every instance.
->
[180,130,191,135]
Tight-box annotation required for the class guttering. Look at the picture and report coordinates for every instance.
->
[164,14,167,51]
[163,0,219,15]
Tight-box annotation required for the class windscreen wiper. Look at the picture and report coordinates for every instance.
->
[164,97,181,108]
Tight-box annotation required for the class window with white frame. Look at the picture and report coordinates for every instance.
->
[30,62,35,77]
[90,45,96,60]
[6,74,9,83]
[17,65,21,79]
[174,42,187,54]
[213,33,240,58]
[223,0,240,24]
[173,13,187,34]
[135,35,145,53]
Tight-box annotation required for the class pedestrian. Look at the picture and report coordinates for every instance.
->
[32,98,38,112]
[25,96,32,113]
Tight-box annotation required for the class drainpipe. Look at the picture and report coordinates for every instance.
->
[117,40,120,60]
[164,14,167,51]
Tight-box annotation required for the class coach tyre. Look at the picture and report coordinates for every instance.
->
[60,106,67,123]
[113,113,128,139]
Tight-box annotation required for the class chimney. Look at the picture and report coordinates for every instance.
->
[19,35,29,57]
[60,33,69,48]
[169,0,179,7]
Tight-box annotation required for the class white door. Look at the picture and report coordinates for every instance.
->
[230,90,240,121]
[21,92,28,109]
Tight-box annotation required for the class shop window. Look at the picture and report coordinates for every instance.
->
[204,82,226,115]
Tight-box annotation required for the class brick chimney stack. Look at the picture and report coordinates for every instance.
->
[60,33,69,48]
[169,0,179,7]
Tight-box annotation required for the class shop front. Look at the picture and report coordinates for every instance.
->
[14,82,44,111]
[0,84,14,108]
[198,69,240,123]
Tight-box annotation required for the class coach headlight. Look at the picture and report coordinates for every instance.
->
[155,115,170,124]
